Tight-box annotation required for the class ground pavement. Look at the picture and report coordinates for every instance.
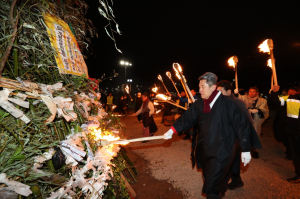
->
[121,113,300,199]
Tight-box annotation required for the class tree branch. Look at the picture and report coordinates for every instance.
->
[0,0,19,78]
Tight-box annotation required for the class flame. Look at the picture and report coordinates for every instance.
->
[152,84,158,93]
[173,63,182,72]
[125,85,129,94]
[156,94,171,101]
[175,70,181,80]
[157,75,163,82]
[228,56,236,68]
[112,105,117,110]
[267,59,272,68]
[156,109,162,114]
[93,129,120,141]
[154,101,159,105]
[166,71,172,79]
[258,39,270,54]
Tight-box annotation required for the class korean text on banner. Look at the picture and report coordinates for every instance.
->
[43,13,88,77]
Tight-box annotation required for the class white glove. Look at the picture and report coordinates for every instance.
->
[241,152,251,166]
[164,129,174,139]
[234,88,239,94]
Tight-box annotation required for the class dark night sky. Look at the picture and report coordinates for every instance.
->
[85,1,300,95]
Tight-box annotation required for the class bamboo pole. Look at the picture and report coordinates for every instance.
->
[268,39,278,86]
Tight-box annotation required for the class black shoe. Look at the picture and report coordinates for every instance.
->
[228,180,244,190]
[251,151,259,159]
[142,141,149,143]
[183,134,190,140]
[287,176,300,183]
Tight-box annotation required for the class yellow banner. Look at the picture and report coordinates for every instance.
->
[43,13,88,76]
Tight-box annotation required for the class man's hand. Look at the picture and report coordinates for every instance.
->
[164,129,174,139]
[241,152,251,166]
[234,89,239,94]
[272,85,280,92]
[250,109,258,113]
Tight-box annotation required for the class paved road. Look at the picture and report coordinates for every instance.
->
[122,113,300,198]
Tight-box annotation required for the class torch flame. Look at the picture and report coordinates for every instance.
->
[157,75,163,82]
[228,56,236,68]
[173,63,182,72]
[125,85,129,94]
[156,109,162,114]
[152,84,158,93]
[267,58,272,68]
[258,39,270,54]
[154,101,159,105]
[175,70,181,80]
[166,71,172,79]
[93,129,120,141]
[156,94,171,101]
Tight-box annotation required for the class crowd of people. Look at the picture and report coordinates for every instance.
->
[102,72,300,198]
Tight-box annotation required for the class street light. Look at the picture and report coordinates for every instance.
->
[120,60,132,83]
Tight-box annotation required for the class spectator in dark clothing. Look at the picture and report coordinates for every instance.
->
[135,92,143,122]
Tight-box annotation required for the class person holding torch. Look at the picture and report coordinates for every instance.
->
[164,72,261,198]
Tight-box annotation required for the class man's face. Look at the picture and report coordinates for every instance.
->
[141,95,148,101]
[288,89,298,95]
[181,92,186,97]
[191,90,196,96]
[199,80,216,99]
[248,89,258,98]
[217,87,231,96]
[137,94,141,98]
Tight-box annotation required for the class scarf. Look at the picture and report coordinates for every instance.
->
[246,95,258,108]
[142,99,150,108]
[203,89,219,113]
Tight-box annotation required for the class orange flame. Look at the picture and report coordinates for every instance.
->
[166,71,172,79]
[267,59,272,68]
[93,129,120,141]
[156,94,171,101]
[228,56,236,68]
[154,101,159,105]
[258,39,270,54]
[157,75,163,82]
[152,84,158,93]
[125,85,129,94]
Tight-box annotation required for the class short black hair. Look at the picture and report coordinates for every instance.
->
[249,86,259,92]
[217,80,232,91]
[142,92,149,98]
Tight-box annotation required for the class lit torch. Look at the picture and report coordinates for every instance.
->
[173,63,195,103]
[156,94,187,110]
[166,71,180,95]
[259,39,278,85]
[152,84,158,93]
[125,85,133,101]
[157,75,169,93]
[228,55,238,90]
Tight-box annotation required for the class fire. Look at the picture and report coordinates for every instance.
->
[112,105,117,110]
[267,59,272,68]
[93,129,120,141]
[258,39,270,54]
[152,84,158,93]
[175,70,181,80]
[228,56,236,68]
[154,101,159,105]
[157,75,163,82]
[156,94,171,101]
[125,85,129,94]
[173,63,182,72]
[166,71,172,79]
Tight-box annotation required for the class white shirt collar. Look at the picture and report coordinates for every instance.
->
[209,91,221,108]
